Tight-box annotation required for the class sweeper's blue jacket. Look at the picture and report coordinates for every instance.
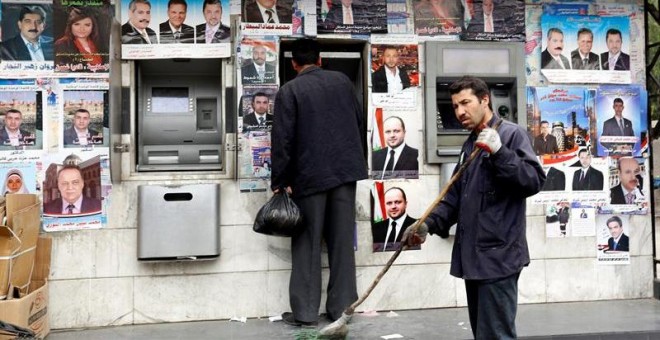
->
[425,116,546,280]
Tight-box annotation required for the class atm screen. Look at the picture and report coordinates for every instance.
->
[151,87,189,113]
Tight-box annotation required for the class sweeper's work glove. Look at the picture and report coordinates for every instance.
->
[402,221,428,247]
[475,127,502,154]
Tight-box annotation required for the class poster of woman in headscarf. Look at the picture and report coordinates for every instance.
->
[0,162,37,196]
[53,1,112,73]
[317,0,387,34]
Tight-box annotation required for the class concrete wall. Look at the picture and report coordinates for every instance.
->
[45,0,654,330]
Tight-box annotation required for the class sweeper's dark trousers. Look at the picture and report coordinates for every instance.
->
[290,182,358,323]
[465,271,521,340]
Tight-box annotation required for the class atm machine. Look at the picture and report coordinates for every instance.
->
[135,58,225,172]
[424,41,526,164]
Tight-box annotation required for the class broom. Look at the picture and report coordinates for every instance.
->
[318,144,485,338]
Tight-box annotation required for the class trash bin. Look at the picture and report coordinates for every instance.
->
[138,184,220,261]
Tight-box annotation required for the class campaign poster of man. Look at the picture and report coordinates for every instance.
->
[370,43,419,95]
[371,110,420,180]
[371,181,423,252]
[317,0,387,35]
[239,86,278,134]
[0,2,55,75]
[240,37,278,85]
[540,14,631,84]
[62,90,108,148]
[527,86,590,162]
[0,90,43,151]
[596,214,630,265]
[121,0,231,58]
[595,85,647,157]
[606,156,647,209]
[461,0,525,42]
[42,153,106,231]
[412,0,463,37]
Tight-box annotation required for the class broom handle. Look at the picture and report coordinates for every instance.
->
[347,118,503,313]
[346,146,482,313]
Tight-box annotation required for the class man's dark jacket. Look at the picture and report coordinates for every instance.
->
[121,22,157,44]
[271,66,367,197]
[424,117,545,280]
[600,51,630,71]
[570,49,600,70]
[1,35,54,61]
[63,127,101,145]
[608,233,629,251]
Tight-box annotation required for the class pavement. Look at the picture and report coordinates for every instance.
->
[47,298,660,339]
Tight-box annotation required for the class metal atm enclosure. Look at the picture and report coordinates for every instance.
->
[136,58,224,171]
[424,41,526,163]
[278,39,369,153]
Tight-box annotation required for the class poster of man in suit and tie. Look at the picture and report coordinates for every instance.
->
[371,114,419,180]
[608,156,647,208]
[317,0,387,34]
[527,86,591,162]
[0,90,42,151]
[62,90,108,148]
[237,85,277,188]
[42,153,107,232]
[239,88,276,133]
[540,14,631,84]
[596,214,630,265]
[241,38,277,85]
[571,148,605,192]
[241,0,294,35]
[0,2,54,75]
[370,43,418,95]
[121,0,231,59]
[371,182,422,252]
[596,86,647,157]
[462,0,524,41]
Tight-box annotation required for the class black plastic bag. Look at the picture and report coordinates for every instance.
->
[253,191,304,237]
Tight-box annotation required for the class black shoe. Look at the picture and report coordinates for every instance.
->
[281,312,318,328]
